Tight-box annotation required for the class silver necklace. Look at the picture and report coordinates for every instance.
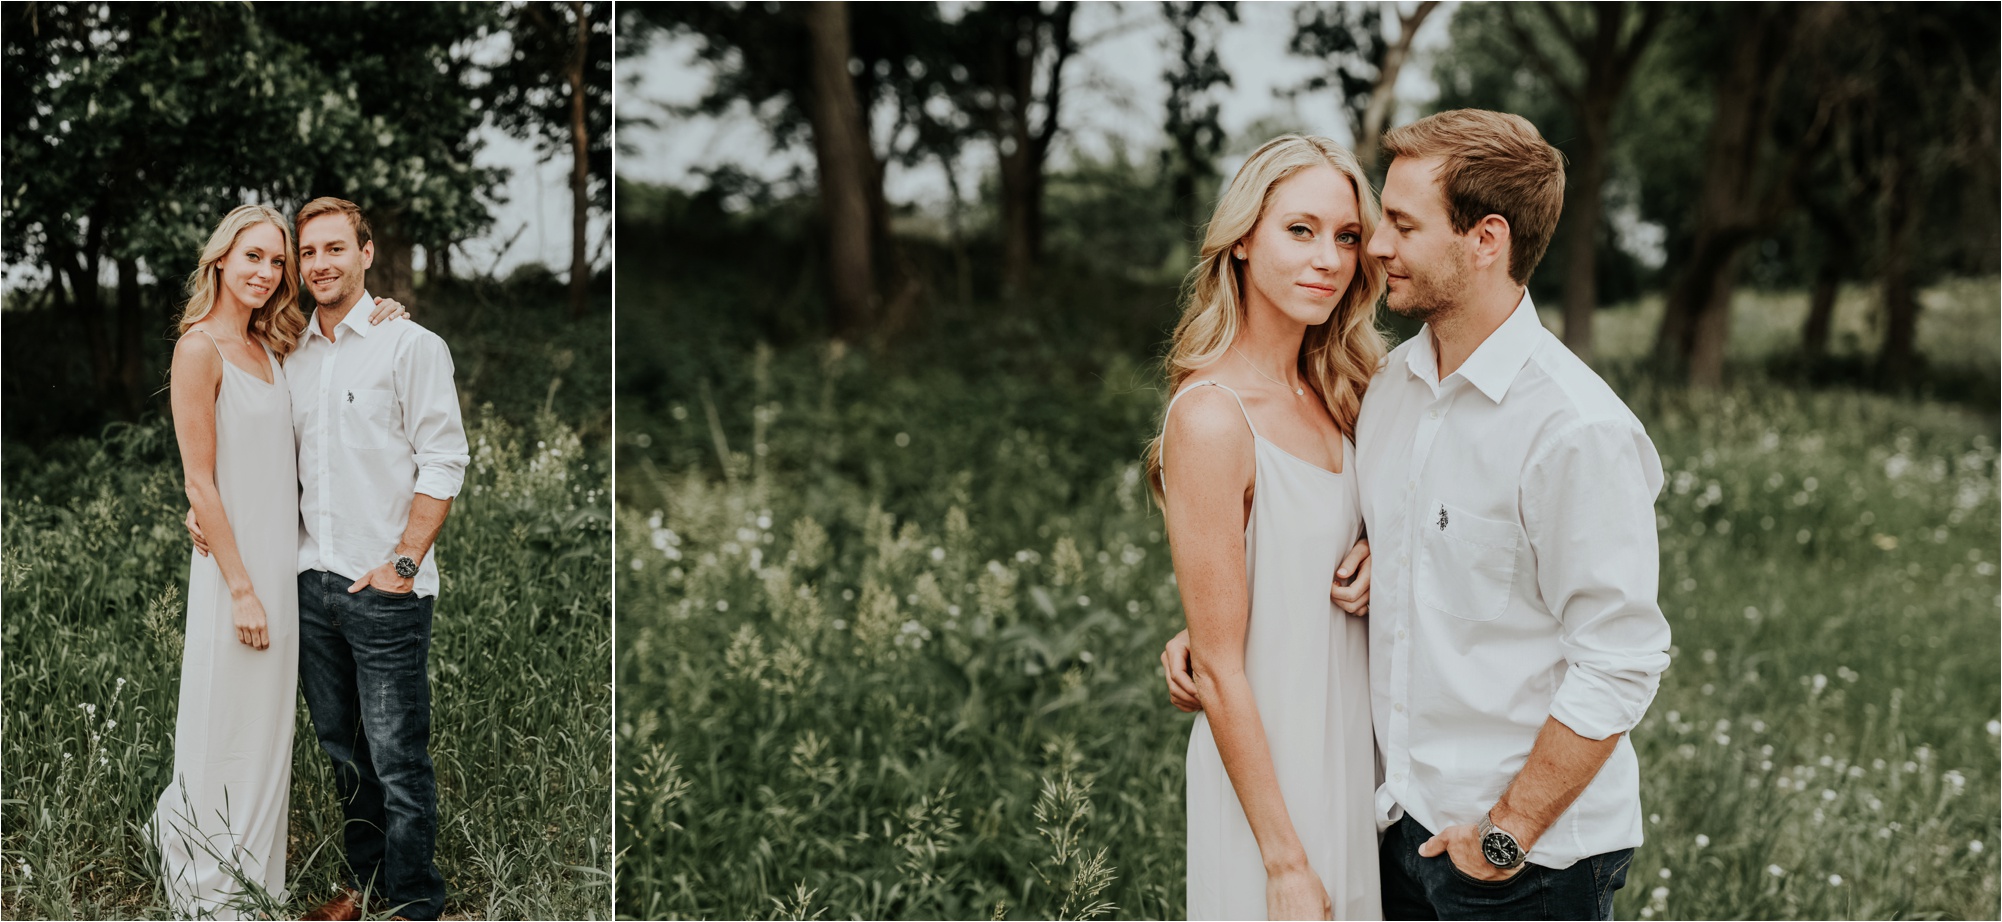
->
[1232,346,1305,396]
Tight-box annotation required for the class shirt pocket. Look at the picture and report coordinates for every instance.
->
[1416,500,1520,622]
[341,387,397,451]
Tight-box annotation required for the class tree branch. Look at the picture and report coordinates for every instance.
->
[1502,4,1582,108]
[1532,0,1589,61]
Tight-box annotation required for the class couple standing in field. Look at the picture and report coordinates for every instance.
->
[1153,109,1671,920]
[155,197,469,921]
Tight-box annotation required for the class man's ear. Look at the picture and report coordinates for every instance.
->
[360,240,375,271]
[1471,214,1511,274]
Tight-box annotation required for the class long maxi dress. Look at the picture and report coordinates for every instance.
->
[1168,381,1383,921]
[151,334,301,920]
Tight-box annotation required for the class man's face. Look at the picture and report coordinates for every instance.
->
[1368,155,1471,324]
[297,212,373,310]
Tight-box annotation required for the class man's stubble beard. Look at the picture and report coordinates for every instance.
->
[311,279,358,311]
[1384,244,1471,327]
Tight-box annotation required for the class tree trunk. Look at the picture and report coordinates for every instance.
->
[803,0,878,337]
[997,2,1074,296]
[1560,114,1609,363]
[1655,4,1794,387]
[1657,230,1736,371]
[1557,2,1651,364]
[997,11,1040,296]
[1876,150,1923,382]
[1686,248,1740,389]
[1356,0,1440,173]
[428,241,454,283]
[372,212,418,305]
[567,0,592,319]
[114,255,147,418]
[1802,260,1839,361]
[999,135,1039,295]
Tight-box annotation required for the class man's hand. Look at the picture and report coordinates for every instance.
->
[1162,629,1202,712]
[1418,823,1526,883]
[1331,538,1371,616]
[187,508,210,557]
[348,560,416,596]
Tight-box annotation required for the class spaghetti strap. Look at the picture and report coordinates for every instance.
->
[190,327,276,384]
[1164,380,1260,440]
[1159,380,1261,487]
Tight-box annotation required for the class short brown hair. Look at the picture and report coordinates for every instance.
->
[1381,109,1565,285]
[295,197,373,247]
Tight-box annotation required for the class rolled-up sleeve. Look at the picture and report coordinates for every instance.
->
[395,330,470,500]
[1523,418,1671,741]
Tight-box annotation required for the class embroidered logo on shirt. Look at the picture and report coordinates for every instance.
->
[1438,506,1449,530]
[347,390,354,403]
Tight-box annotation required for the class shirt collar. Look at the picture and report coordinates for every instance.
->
[1456,290,1544,403]
[305,290,377,343]
[1405,290,1544,403]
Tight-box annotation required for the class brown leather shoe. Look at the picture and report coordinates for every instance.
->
[299,888,364,922]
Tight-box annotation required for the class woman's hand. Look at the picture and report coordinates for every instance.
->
[367,296,411,325]
[1331,538,1371,616]
[1265,861,1333,920]
[231,590,270,650]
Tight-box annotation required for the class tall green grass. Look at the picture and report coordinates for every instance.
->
[2,296,612,920]
[617,278,1999,919]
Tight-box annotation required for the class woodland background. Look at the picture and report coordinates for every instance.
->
[619,2,2001,919]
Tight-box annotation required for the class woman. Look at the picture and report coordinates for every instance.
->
[1147,137,1386,920]
[152,204,405,918]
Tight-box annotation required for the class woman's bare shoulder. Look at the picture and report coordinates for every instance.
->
[171,327,225,377]
[1163,384,1254,469]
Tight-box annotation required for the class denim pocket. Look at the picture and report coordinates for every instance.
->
[1445,857,1535,890]
[360,584,417,600]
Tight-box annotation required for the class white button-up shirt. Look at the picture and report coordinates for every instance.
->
[290,291,470,598]
[1355,292,1670,870]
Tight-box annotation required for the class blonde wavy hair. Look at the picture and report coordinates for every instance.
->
[178,204,307,358]
[1146,135,1388,505]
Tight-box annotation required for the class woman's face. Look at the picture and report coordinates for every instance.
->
[217,222,287,311]
[1232,163,1363,328]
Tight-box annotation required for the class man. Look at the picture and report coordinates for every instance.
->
[202,197,469,920]
[1164,110,1670,920]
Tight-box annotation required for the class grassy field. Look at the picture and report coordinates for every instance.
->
[1,288,613,920]
[616,268,1999,920]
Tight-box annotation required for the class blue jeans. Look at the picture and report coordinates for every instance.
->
[298,569,446,920]
[1380,814,1632,920]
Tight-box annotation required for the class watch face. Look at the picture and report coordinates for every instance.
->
[395,557,419,578]
[1483,833,1519,867]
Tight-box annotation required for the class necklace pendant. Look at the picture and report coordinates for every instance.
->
[1295,388,1305,396]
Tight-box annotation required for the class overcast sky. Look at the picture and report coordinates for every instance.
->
[617,2,1456,208]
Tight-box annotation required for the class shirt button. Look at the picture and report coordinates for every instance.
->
[1396,630,1406,640]
[1398,554,1409,566]
[1406,480,1416,492]
[1430,409,1440,420]
[1394,703,1405,713]
[1394,772,1405,782]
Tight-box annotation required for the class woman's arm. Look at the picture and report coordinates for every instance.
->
[170,334,269,650]
[1161,387,1329,920]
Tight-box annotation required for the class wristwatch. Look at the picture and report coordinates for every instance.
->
[393,553,420,579]
[1479,813,1525,870]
